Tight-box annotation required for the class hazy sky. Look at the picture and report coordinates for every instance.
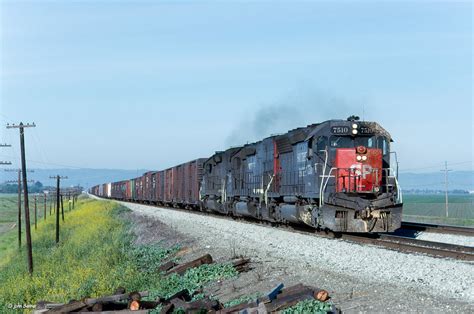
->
[0,1,472,173]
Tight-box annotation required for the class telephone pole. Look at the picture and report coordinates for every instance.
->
[49,193,53,215]
[5,169,34,247]
[50,175,67,243]
[441,161,452,218]
[34,194,37,230]
[7,122,36,274]
[43,193,47,221]
[60,193,64,221]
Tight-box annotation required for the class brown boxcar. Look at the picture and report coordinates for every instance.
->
[125,180,131,200]
[143,171,154,203]
[139,175,146,202]
[175,164,184,203]
[183,159,206,205]
[162,159,206,207]
[111,180,127,200]
[156,170,165,203]
[90,185,99,196]
[133,176,144,202]
[111,181,118,199]
[164,168,173,203]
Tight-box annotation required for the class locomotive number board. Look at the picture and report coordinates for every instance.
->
[331,125,374,135]
[359,126,374,134]
[331,126,350,134]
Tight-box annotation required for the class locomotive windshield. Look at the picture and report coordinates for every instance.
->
[330,136,376,148]
[329,135,388,154]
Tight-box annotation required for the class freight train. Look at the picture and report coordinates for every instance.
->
[90,116,403,232]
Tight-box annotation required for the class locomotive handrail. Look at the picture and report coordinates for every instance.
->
[264,174,275,206]
[382,168,402,204]
[318,149,329,207]
[320,167,403,205]
[320,167,337,206]
[394,174,402,203]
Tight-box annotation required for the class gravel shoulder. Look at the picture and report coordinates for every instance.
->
[113,199,474,312]
[415,232,474,247]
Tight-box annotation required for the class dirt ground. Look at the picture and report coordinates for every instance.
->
[122,204,474,313]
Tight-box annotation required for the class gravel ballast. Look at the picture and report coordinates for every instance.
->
[415,232,473,247]
[113,200,474,312]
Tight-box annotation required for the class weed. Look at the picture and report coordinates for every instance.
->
[282,299,332,314]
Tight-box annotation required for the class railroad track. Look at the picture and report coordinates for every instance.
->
[287,225,474,262]
[340,233,474,261]
[400,221,474,237]
[92,195,474,262]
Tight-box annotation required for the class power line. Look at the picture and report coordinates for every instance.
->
[0,143,12,165]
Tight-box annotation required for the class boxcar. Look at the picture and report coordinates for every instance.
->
[143,171,154,203]
[161,159,206,207]
[183,159,206,206]
[156,171,165,204]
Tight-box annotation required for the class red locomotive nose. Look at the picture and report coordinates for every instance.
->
[356,145,367,154]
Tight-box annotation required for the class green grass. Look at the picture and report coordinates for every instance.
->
[223,293,262,308]
[403,194,474,226]
[0,193,60,257]
[282,299,333,314]
[0,197,237,313]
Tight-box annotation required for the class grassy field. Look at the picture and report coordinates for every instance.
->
[0,194,60,256]
[0,196,237,313]
[403,194,474,226]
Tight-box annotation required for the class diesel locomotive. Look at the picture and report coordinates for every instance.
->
[91,116,403,233]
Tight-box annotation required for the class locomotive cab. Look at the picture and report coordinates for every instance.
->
[314,118,403,232]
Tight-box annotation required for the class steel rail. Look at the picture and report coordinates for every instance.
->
[341,234,474,261]
[401,221,474,237]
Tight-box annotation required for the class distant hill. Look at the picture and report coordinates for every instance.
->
[1,168,472,192]
[0,168,149,190]
[398,171,473,191]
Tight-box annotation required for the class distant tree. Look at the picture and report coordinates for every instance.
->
[0,184,18,194]
[0,181,52,194]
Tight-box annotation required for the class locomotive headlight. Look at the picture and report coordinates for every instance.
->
[362,155,367,161]
[352,129,358,135]
[352,123,358,129]
[356,155,362,161]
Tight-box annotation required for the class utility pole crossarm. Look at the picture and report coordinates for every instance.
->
[6,123,36,129]
[4,169,34,172]
[4,180,34,183]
